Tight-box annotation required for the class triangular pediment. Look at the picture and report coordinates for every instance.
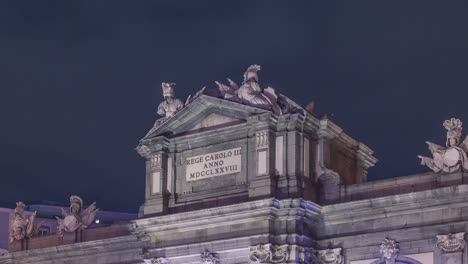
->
[142,95,269,139]
[188,113,241,132]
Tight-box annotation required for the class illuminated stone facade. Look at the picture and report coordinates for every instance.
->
[1,66,467,264]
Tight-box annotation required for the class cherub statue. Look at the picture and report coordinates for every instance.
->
[418,118,468,173]
[157,82,184,118]
[9,202,36,243]
[56,195,98,237]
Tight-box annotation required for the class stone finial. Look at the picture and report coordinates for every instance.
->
[317,248,343,264]
[201,250,220,264]
[436,232,466,253]
[418,118,468,173]
[380,238,399,261]
[248,244,289,263]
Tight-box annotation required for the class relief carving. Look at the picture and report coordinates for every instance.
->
[380,238,399,262]
[143,258,170,264]
[436,232,466,253]
[317,248,343,264]
[150,153,162,169]
[256,130,269,149]
[249,244,289,263]
[418,118,468,173]
[201,250,220,264]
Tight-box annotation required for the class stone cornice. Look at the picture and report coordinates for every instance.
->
[0,235,142,263]
[133,198,321,236]
[315,119,377,167]
[321,184,468,225]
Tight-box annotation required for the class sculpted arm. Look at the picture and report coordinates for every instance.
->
[81,202,99,227]
[157,102,166,116]
[26,211,37,237]
[426,141,445,153]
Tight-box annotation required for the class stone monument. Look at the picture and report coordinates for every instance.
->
[137,64,376,216]
[9,202,36,250]
[55,195,98,237]
[419,118,468,173]
[157,82,184,118]
[5,64,467,264]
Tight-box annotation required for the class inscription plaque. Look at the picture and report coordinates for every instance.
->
[186,147,241,181]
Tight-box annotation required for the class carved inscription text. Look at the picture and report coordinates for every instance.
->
[186,147,241,181]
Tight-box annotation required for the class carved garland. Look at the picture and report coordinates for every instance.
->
[436,232,466,253]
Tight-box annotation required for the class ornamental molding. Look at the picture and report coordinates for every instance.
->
[296,246,313,263]
[249,244,289,263]
[201,250,220,264]
[143,258,169,264]
[150,153,162,169]
[317,248,343,264]
[436,232,466,253]
[256,130,269,149]
[380,238,399,261]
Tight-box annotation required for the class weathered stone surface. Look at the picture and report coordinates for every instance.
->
[4,66,468,264]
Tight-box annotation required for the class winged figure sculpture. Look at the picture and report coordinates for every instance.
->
[56,195,99,237]
[9,202,36,243]
[418,118,468,173]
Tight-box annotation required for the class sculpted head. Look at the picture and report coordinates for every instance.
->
[243,65,261,83]
[444,118,462,147]
[161,82,176,98]
[14,201,26,217]
[69,195,83,214]
[380,238,399,260]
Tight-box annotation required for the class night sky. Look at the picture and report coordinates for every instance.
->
[1,1,468,212]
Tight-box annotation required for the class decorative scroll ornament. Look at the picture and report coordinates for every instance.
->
[418,118,468,173]
[201,250,220,264]
[9,202,36,243]
[380,238,399,261]
[56,195,98,237]
[317,248,343,264]
[436,232,466,253]
[249,244,289,263]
